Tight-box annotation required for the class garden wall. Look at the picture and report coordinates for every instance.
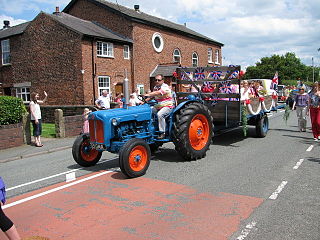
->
[0,123,24,150]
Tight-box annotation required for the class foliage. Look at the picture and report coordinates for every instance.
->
[281,80,314,87]
[0,96,27,125]
[241,105,248,137]
[283,105,291,125]
[30,123,56,138]
[244,52,320,84]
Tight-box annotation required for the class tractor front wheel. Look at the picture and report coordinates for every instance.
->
[119,138,151,178]
[72,134,102,167]
[256,114,269,138]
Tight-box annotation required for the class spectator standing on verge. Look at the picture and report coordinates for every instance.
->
[309,82,320,141]
[292,87,309,132]
[95,90,110,110]
[145,74,174,139]
[30,91,48,147]
[0,177,21,240]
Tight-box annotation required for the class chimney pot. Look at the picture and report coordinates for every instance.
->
[3,20,10,29]
[134,5,140,11]
[53,6,60,14]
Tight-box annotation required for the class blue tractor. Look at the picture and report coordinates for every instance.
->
[72,72,214,178]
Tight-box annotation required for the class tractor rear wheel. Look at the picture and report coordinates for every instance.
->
[256,114,269,138]
[119,138,151,178]
[173,102,213,160]
[72,134,102,167]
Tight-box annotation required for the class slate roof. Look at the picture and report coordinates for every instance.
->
[49,12,132,43]
[64,0,223,46]
[150,64,180,77]
[0,12,132,43]
[0,22,29,40]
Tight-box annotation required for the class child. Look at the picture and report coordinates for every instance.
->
[82,108,91,134]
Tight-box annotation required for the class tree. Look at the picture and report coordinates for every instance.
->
[244,52,309,83]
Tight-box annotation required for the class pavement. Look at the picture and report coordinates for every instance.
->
[0,137,75,163]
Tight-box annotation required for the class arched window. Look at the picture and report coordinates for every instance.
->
[208,48,213,63]
[173,49,181,63]
[192,52,198,67]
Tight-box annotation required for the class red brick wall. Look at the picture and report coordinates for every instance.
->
[0,123,24,150]
[64,115,83,137]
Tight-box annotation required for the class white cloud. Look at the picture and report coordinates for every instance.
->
[0,15,27,27]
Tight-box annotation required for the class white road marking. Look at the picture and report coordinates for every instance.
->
[269,181,288,200]
[6,158,117,191]
[66,172,76,182]
[293,159,304,170]
[306,145,314,152]
[3,170,113,209]
[236,221,257,240]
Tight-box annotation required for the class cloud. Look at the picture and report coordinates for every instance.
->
[0,15,27,26]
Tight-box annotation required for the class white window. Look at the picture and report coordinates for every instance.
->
[208,48,213,63]
[16,87,30,102]
[152,32,164,53]
[137,84,144,94]
[1,39,10,65]
[123,45,130,59]
[97,41,114,57]
[98,76,110,96]
[192,52,198,67]
[215,49,220,64]
[173,49,181,63]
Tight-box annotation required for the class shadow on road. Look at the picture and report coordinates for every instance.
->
[307,157,320,164]
[66,157,119,172]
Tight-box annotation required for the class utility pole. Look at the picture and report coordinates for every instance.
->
[312,57,314,83]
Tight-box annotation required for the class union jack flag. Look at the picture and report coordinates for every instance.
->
[228,70,239,79]
[194,67,205,80]
[220,81,232,94]
[181,71,192,80]
[209,71,222,80]
[270,71,278,90]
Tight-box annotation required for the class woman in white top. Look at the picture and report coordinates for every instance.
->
[29,91,48,147]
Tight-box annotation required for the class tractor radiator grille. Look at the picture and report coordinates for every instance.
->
[89,119,104,143]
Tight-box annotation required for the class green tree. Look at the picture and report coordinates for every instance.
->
[244,52,309,83]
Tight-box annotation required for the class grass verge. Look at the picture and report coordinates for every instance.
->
[30,123,56,138]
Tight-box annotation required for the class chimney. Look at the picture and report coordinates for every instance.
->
[53,6,60,14]
[184,22,187,27]
[134,5,140,11]
[3,20,10,29]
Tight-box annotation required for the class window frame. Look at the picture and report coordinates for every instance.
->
[123,45,130,59]
[192,52,198,67]
[208,48,213,63]
[173,48,181,63]
[97,76,111,96]
[97,41,114,58]
[152,32,164,53]
[16,87,30,103]
[1,39,11,65]
[215,49,220,64]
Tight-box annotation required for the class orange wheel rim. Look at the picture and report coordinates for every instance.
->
[80,140,99,162]
[129,146,148,171]
[189,114,210,150]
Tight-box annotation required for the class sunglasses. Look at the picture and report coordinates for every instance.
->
[155,79,163,82]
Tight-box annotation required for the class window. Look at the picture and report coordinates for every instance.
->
[215,49,220,64]
[16,87,30,102]
[1,39,10,65]
[98,76,110,96]
[152,32,164,53]
[123,45,130,59]
[192,52,198,67]
[173,49,181,63]
[208,48,213,63]
[97,41,114,57]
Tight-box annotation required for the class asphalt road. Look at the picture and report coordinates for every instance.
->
[1,109,319,239]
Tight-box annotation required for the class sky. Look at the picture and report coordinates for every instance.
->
[1,0,319,70]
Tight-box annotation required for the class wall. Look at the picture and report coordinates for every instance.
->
[64,115,83,137]
[0,123,24,150]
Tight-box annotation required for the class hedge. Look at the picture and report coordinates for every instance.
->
[0,96,27,125]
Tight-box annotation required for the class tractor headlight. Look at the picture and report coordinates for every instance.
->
[111,118,119,126]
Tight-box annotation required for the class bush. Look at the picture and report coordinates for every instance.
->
[0,96,27,125]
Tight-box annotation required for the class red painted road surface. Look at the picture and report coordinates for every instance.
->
[3,171,263,240]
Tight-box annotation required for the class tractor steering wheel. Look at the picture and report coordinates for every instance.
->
[138,95,148,103]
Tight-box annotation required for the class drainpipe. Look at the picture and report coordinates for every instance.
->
[91,39,96,104]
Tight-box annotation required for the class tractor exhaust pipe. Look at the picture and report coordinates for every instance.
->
[123,70,130,109]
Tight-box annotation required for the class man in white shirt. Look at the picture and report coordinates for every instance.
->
[95,90,111,110]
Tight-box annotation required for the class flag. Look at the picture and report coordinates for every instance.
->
[270,71,278,90]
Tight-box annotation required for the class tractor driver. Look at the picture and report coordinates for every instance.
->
[145,74,175,139]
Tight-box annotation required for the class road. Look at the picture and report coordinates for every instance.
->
[1,109,319,239]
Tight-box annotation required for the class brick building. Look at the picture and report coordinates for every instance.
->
[0,0,223,105]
